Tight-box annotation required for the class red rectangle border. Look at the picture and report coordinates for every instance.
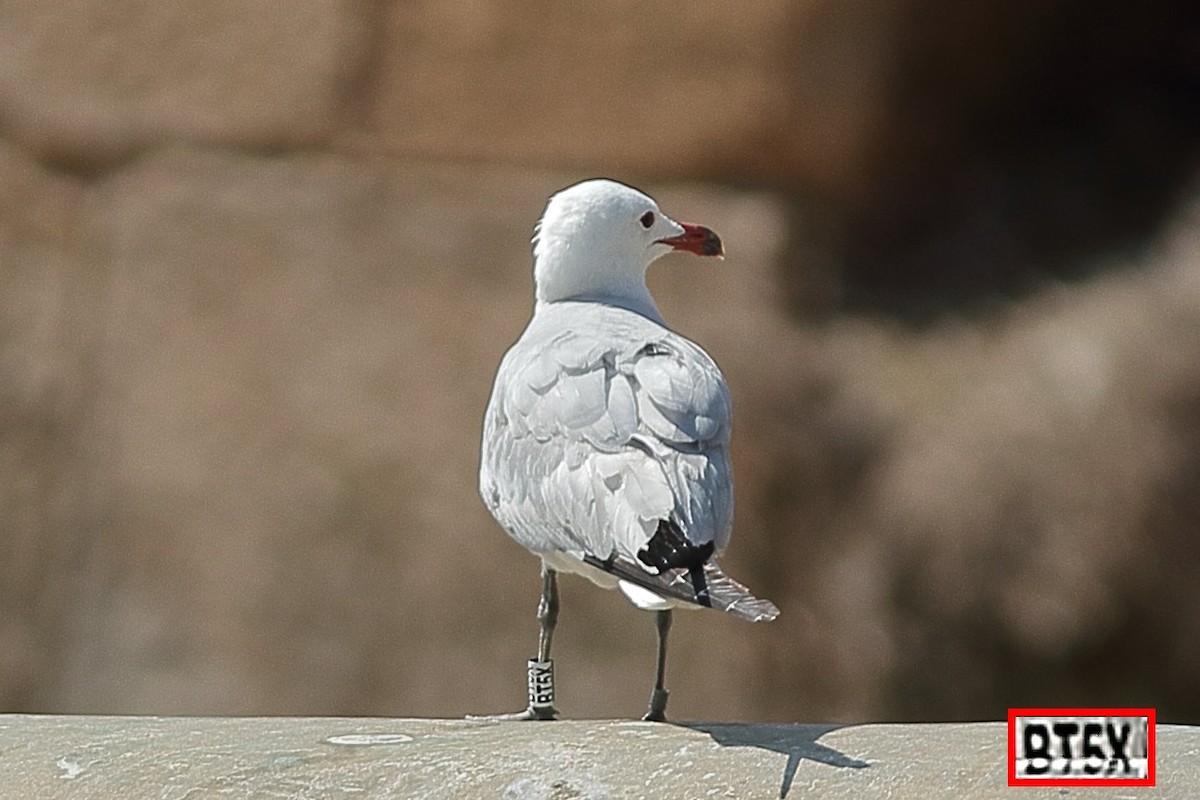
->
[1008,707,1156,787]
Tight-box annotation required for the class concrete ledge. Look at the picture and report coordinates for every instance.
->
[0,715,1193,798]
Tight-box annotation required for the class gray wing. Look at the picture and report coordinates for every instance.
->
[479,317,733,566]
[582,554,779,622]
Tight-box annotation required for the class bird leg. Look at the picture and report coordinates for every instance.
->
[536,564,559,662]
[642,609,672,722]
[522,564,559,719]
[466,564,559,721]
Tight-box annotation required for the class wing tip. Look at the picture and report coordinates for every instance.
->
[582,552,780,620]
[726,596,780,622]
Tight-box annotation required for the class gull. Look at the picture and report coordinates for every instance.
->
[479,179,778,722]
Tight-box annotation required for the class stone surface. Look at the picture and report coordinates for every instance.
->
[0,716,1194,799]
[0,0,897,189]
[0,0,368,167]
[363,0,893,191]
[0,142,95,711]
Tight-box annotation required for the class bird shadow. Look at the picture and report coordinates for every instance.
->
[682,722,870,799]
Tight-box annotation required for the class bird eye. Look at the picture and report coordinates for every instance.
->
[639,211,655,229]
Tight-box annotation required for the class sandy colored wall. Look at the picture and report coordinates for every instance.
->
[2,1,1200,723]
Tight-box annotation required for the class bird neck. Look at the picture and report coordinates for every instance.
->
[533,248,663,323]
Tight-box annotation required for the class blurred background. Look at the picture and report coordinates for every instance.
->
[2,1,1200,724]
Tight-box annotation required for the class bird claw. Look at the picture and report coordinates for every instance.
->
[642,687,670,722]
[467,657,558,721]
[467,705,558,722]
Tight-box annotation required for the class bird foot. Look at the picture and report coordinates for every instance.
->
[467,658,558,721]
[467,704,558,722]
[642,687,669,722]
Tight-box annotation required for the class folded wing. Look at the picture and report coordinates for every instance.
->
[482,307,730,559]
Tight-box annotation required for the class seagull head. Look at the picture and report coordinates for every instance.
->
[532,179,724,317]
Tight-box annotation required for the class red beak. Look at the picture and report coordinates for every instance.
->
[656,222,724,258]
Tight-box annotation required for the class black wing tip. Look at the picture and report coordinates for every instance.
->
[637,518,717,608]
[637,519,715,574]
[689,563,713,608]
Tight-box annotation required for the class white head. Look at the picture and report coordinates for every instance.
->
[532,179,723,319]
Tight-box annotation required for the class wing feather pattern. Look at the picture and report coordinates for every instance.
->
[481,302,772,616]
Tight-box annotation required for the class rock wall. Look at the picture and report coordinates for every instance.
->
[2,715,1195,799]
[2,1,1200,723]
